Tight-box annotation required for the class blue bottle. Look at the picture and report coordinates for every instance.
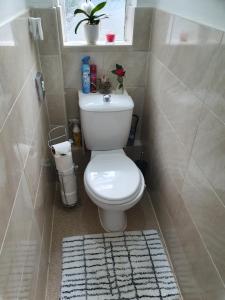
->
[81,56,90,94]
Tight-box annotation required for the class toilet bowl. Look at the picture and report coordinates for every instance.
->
[84,149,145,232]
[79,90,145,232]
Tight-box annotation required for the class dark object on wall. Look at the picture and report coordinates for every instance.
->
[127,114,139,146]
[35,72,45,101]
[135,152,147,178]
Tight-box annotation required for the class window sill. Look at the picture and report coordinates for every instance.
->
[62,40,134,52]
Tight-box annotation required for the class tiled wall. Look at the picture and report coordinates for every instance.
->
[142,9,225,299]
[34,6,152,141]
[32,8,67,128]
[62,8,152,141]
[0,11,55,299]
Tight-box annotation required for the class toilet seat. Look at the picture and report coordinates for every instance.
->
[84,152,142,205]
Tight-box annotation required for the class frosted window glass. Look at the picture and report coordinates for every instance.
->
[63,0,126,42]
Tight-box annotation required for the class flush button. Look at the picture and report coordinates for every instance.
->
[103,94,111,103]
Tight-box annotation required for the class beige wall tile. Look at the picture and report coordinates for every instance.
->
[201,35,225,124]
[0,10,55,300]
[16,68,42,167]
[102,51,147,88]
[34,168,46,235]
[65,88,79,120]
[151,185,225,299]
[62,52,104,89]
[40,101,50,148]
[192,107,225,206]
[181,159,225,282]
[144,100,190,191]
[0,111,22,246]
[17,218,42,299]
[144,8,225,297]
[32,8,60,55]
[46,94,67,125]
[0,173,33,299]
[149,54,203,154]
[133,7,152,51]
[34,164,55,234]
[24,108,46,203]
[167,16,222,96]
[0,13,37,128]
[40,55,64,95]
[33,232,49,300]
[150,9,174,66]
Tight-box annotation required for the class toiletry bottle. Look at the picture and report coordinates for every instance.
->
[73,123,81,147]
[90,64,97,93]
[81,56,90,94]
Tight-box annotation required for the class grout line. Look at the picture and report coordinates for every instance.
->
[145,188,184,300]
[148,55,225,208]
[192,158,225,210]
[149,49,225,129]
[178,188,225,289]
[0,172,23,256]
[33,164,44,210]
[44,183,58,300]
[21,98,43,172]
[0,162,45,284]
[147,164,225,289]
[147,53,225,211]
[0,63,36,133]
[32,213,46,300]
[17,175,44,300]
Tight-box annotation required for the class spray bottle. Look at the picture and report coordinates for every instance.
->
[81,56,90,94]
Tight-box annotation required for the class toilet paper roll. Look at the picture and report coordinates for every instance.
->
[61,190,77,206]
[52,141,71,155]
[59,169,77,195]
[54,152,73,172]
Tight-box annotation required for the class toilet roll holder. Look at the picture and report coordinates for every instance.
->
[48,126,69,150]
[28,17,44,41]
[48,126,78,207]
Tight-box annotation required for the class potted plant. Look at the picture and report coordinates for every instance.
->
[74,1,107,44]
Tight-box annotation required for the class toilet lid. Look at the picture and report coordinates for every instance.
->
[84,153,141,204]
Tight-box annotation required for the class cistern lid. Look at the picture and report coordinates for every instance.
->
[79,91,134,112]
[84,153,141,204]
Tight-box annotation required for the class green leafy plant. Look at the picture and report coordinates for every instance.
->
[74,1,107,34]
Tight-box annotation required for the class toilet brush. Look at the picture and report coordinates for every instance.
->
[135,152,147,178]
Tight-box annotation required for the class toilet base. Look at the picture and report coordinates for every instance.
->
[98,208,127,232]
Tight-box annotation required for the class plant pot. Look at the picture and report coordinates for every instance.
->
[84,24,99,44]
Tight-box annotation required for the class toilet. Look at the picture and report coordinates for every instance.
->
[79,91,145,232]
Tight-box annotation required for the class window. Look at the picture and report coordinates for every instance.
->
[61,0,127,43]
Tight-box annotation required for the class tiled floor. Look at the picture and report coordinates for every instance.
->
[45,171,159,300]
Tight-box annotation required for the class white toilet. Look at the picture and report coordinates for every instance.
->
[79,91,145,232]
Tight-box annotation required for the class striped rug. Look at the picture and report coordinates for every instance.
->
[61,230,180,300]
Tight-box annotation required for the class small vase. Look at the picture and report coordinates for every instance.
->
[84,23,99,44]
[115,84,124,94]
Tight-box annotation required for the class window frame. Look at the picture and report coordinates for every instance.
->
[58,0,134,47]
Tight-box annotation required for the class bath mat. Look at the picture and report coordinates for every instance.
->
[61,230,180,300]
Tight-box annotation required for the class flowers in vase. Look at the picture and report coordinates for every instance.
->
[111,64,126,90]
